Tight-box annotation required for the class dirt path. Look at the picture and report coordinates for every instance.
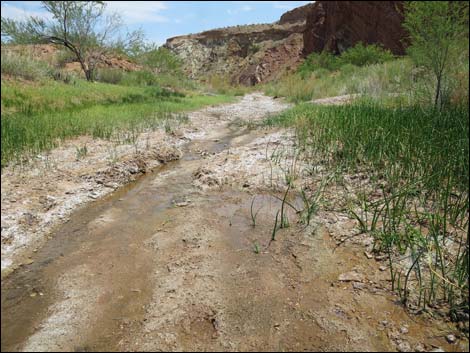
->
[1,94,466,352]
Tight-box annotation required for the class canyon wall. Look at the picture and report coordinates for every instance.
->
[165,1,406,86]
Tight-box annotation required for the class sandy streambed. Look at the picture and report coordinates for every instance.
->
[1,93,467,352]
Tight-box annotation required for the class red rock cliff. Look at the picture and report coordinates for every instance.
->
[303,1,406,56]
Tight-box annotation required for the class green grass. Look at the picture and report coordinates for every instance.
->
[1,79,235,167]
[266,102,469,312]
[1,49,53,81]
[264,58,415,103]
[265,55,469,107]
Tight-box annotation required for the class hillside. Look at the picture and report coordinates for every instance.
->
[165,1,407,86]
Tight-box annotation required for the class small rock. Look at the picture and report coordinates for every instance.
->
[414,343,426,352]
[397,341,411,352]
[429,348,445,352]
[338,271,365,282]
[379,265,388,271]
[400,326,409,334]
[446,334,456,343]
[364,251,373,259]
[352,282,366,290]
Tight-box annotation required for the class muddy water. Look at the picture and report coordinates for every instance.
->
[1,123,277,351]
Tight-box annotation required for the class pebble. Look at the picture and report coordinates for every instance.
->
[446,334,456,343]
[414,343,426,352]
[400,326,409,334]
[397,341,411,352]
[338,271,365,282]
[352,282,366,290]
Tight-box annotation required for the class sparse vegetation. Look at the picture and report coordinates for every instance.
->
[1,1,143,81]
[265,100,469,314]
[1,49,53,81]
[261,0,469,324]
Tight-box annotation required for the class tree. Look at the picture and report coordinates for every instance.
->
[1,1,141,81]
[402,1,469,109]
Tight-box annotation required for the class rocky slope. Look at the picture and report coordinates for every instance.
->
[164,4,315,86]
[165,1,407,86]
[303,1,406,55]
[4,44,142,75]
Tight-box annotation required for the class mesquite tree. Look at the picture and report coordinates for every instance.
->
[1,1,141,81]
[403,1,469,109]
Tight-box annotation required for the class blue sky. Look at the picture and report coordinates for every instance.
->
[1,1,312,45]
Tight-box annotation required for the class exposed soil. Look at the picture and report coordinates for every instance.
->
[1,94,467,352]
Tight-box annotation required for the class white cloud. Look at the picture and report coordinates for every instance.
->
[1,2,51,21]
[1,1,170,24]
[241,5,253,12]
[272,1,312,10]
[105,1,169,23]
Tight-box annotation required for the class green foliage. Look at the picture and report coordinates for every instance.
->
[266,58,414,103]
[298,51,339,79]
[1,79,235,166]
[95,67,124,84]
[137,47,183,74]
[248,43,261,55]
[266,102,469,309]
[1,1,141,81]
[1,49,53,80]
[121,70,161,87]
[297,43,395,79]
[338,42,394,67]
[207,74,250,96]
[403,1,469,109]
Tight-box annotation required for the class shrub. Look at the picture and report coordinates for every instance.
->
[52,69,78,85]
[96,67,124,84]
[121,70,159,86]
[339,42,395,67]
[338,63,358,77]
[1,50,52,81]
[298,43,395,79]
[137,47,183,74]
[311,68,330,79]
[298,51,339,78]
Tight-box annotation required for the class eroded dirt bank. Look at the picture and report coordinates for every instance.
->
[1,94,467,352]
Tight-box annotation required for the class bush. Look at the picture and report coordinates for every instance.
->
[311,68,331,79]
[96,67,124,84]
[121,70,159,86]
[298,51,339,78]
[52,69,78,85]
[137,47,183,74]
[298,43,395,79]
[339,42,395,67]
[338,63,358,77]
[1,50,52,81]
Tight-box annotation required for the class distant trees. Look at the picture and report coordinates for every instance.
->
[1,1,143,81]
[403,1,469,109]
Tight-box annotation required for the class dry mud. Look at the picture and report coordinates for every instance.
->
[1,93,467,352]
